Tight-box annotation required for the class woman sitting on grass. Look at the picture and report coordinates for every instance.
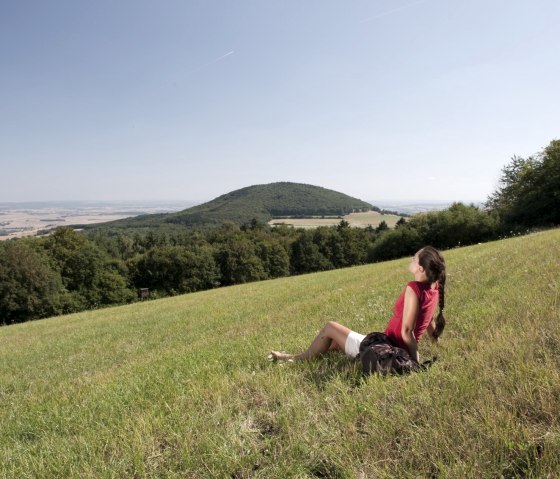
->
[270,246,446,364]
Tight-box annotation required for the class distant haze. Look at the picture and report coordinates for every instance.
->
[370,200,484,215]
[0,200,199,210]
[0,198,469,215]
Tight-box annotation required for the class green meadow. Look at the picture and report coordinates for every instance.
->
[1,229,559,478]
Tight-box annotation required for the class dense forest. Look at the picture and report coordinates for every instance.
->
[1,139,558,325]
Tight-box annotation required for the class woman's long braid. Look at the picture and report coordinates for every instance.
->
[418,246,446,339]
[433,269,446,339]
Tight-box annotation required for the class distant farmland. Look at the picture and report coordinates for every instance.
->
[269,211,401,228]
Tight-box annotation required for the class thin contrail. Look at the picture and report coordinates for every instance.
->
[198,51,235,70]
[178,51,235,80]
[360,0,427,23]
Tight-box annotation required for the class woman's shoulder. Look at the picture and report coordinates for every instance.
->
[406,281,423,297]
[406,281,436,298]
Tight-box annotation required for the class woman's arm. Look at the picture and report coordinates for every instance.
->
[401,286,421,363]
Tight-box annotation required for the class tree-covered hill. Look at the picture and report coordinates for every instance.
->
[87,182,375,230]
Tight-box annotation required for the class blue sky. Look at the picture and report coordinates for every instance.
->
[1,1,559,203]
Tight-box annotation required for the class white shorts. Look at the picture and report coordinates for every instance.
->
[344,331,366,358]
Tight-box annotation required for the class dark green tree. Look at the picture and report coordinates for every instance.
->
[408,203,500,249]
[44,227,133,310]
[337,219,350,231]
[92,265,136,305]
[255,239,290,278]
[375,221,389,233]
[215,237,266,285]
[290,231,332,274]
[131,245,220,295]
[0,241,62,324]
[368,226,422,262]
[45,228,100,284]
[487,139,560,228]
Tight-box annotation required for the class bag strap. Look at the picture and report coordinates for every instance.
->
[419,356,438,370]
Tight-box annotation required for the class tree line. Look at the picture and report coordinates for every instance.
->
[1,138,558,325]
[0,204,495,325]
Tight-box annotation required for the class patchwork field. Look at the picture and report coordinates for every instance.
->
[0,202,189,240]
[269,211,402,229]
[1,229,559,478]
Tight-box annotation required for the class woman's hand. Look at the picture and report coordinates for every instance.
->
[427,319,439,343]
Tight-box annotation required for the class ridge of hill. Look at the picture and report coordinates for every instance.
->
[2,229,559,477]
[87,182,375,229]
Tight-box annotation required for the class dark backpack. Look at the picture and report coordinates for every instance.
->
[358,332,436,376]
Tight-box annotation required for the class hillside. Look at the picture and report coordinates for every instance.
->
[1,229,559,477]
[88,182,375,230]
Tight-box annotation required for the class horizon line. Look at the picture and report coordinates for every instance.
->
[0,198,486,206]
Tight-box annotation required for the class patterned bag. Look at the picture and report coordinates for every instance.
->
[358,332,436,376]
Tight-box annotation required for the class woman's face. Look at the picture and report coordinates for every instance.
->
[408,250,422,274]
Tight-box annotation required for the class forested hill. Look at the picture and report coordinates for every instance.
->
[88,182,376,229]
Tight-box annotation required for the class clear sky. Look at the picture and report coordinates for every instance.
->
[2,1,559,203]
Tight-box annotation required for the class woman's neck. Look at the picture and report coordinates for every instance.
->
[414,271,429,283]
[413,275,437,289]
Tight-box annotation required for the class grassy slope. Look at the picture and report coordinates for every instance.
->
[1,230,559,478]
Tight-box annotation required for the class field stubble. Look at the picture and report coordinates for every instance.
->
[1,230,560,478]
[268,211,400,229]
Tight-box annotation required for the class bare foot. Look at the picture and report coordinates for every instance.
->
[268,351,295,362]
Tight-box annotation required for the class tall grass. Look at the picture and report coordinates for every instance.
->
[1,229,559,478]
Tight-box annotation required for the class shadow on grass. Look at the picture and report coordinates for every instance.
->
[298,352,364,390]
[306,457,351,479]
[294,352,441,390]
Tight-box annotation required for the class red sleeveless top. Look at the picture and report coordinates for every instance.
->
[384,281,439,354]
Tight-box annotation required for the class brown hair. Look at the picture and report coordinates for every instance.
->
[418,246,446,339]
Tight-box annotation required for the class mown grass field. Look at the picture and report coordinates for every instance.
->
[1,229,559,478]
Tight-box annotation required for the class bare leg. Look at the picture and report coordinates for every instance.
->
[270,321,352,361]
